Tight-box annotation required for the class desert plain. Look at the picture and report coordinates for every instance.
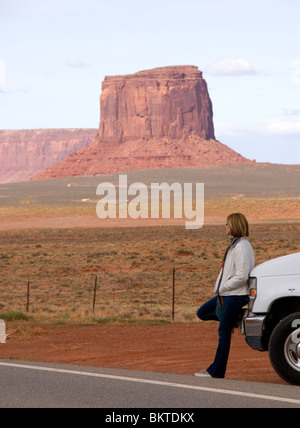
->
[0,164,299,385]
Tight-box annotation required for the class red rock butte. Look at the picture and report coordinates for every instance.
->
[100,65,215,142]
[33,65,252,180]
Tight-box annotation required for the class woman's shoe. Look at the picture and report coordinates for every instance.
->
[194,370,212,378]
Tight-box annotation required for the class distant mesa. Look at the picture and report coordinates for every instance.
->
[9,65,253,183]
[0,129,97,183]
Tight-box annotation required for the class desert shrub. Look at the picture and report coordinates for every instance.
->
[0,311,31,321]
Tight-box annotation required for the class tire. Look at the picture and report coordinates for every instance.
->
[269,312,300,385]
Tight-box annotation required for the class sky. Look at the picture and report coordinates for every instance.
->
[0,0,300,164]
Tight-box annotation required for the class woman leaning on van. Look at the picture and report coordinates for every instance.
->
[195,213,255,379]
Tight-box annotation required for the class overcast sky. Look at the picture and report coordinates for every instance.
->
[1,0,300,164]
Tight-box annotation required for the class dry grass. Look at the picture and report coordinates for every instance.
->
[0,223,299,323]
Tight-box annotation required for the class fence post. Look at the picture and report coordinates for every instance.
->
[26,281,30,313]
[93,275,98,311]
[172,268,175,321]
[0,320,6,344]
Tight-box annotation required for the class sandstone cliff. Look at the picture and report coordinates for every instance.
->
[99,65,215,142]
[32,66,252,180]
[0,129,97,183]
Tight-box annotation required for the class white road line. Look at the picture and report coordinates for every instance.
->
[0,361,299,406]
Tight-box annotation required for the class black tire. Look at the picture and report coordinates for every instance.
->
[269,312,300,385]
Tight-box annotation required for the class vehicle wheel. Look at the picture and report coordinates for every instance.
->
[269,312,300,385]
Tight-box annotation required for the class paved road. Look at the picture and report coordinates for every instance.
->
[0,360,299,408]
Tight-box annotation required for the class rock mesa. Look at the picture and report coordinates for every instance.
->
[33,66,251,180]
[100,65,215,142]
[0,129,97,183]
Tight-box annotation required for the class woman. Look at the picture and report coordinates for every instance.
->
[195,213,255,379]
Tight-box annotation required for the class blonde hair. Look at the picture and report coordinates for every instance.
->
[227,213,249,237]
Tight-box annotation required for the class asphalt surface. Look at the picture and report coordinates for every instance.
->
[0,360,299,409]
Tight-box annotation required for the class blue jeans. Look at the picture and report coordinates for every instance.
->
[197,295,249,378]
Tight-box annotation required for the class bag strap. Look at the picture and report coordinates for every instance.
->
[216,237,243,295]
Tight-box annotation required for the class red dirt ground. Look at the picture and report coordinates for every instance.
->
[1,322,285,385]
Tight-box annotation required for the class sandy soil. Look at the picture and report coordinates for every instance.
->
[1,322,285,385]
[0,216,227,230]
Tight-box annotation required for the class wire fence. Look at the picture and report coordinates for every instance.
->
[0,268,208,322]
